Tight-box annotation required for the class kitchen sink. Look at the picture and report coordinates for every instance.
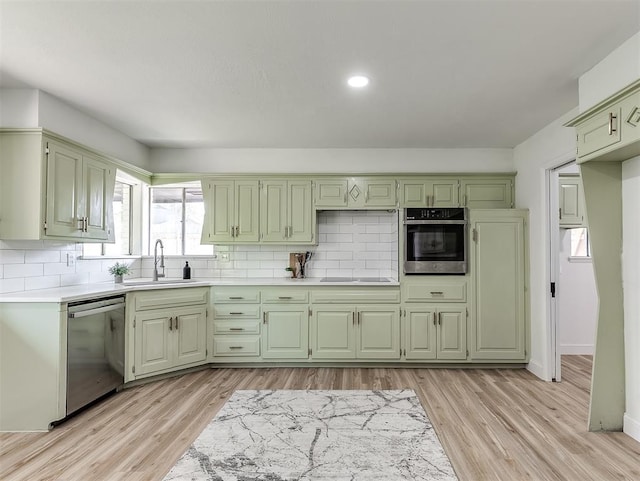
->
[319,277,391,283]
[123,278,197,286]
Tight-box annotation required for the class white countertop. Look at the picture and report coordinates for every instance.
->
[0,277,400,303]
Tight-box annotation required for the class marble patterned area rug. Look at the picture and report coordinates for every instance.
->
[163,389,458,481]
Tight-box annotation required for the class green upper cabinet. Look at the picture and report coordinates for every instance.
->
[315,177,397,209]
[0,131,115,242]
[399,178,459,207]
[566,79,640,163]
[460,177,514,209]
[559,174,586,228]
[469,209,527,361]
[201,179,259,243]
[260,179,314,244]
[314,178,348,207]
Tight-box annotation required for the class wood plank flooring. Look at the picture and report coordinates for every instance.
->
[1,356,639,480]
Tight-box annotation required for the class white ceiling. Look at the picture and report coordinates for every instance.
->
[1,0,639,149]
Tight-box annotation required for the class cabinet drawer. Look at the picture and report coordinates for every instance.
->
[262,290,309,303]
[213,304,261,319]
[133,287,208,311]
[311,288,400,304]
[212,289,260,303]
[213,337,260,357]
[214,320,260,335]
[403,282,466,303]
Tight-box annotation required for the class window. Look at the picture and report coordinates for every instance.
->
[569,227,591,257]
[83,181,132,256]
[148,185,211,255]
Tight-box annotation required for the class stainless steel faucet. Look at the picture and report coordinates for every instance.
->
[153,239,165,281]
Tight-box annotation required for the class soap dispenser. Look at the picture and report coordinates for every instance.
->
[183,261,191,279]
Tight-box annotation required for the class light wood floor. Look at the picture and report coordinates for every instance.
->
[1,356,639,480]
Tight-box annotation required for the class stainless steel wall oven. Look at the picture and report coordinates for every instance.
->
[403,207,468,274]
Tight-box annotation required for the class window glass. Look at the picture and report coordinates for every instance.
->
[570,227,590,257]
[149,185,211,255]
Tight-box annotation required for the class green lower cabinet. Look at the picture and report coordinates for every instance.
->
[134,305,207,377]
[310,305,400,360]
[403,306,467,360]
[261,306,309,359]
[356,306,401,359]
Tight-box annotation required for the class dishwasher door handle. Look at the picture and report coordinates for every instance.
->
[68,302,126,318]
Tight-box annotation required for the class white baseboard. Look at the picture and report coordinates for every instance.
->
[624,413,640,443]
[527,359,550,381]
[560,344,594,355]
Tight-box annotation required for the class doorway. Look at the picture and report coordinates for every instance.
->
[548,161,598,382]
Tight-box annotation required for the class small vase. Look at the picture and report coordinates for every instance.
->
[114,274,123,284]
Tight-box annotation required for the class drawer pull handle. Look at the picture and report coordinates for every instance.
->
[229,312,243,315]
[609,112,618,135]
[278,296,292,300]
[229,296,244,300]
[430,291,444,295]
[229,327,244,331]
[229,346,244,350]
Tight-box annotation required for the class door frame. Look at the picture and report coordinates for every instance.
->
[546,158,578,382]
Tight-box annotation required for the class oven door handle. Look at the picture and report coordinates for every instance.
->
[69,302,125,318]
[403,220,468,225]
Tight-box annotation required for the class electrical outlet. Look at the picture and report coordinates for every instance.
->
[220,253,230,262]
[67,253,75,267]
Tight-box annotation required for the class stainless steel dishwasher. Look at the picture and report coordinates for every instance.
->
[67,295,126,416]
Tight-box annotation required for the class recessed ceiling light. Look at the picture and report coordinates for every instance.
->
[347,75,370,88]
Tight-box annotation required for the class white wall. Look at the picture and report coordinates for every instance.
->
[579,32,640,111]
[513,109,578,380]
[150,147,514,174]
[0,89,39,126]
[558,231,597,354]
[0,88,151,171]
[622,156,640,442]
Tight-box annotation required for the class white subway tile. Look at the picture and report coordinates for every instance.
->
[246,252,274,261]
[366,260,392,269]
[354,233,380,243]
[60,273,90,286]
[1,240,44,250]
[247,269,274,278]
[379,233,398,243]
[25,250,61,263]
[25,275,61,291]
[326,268,353,277]
[326,251,353,260]
[0,250,25,264]
[339,260,366,270]
[0,277,25,293]
[313,260,340,269]
[44,263,75,276]
[325,233,353,243]
[75,259,103,273]
[4,263,43,278]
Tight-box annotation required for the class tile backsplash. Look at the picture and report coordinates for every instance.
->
[0,210,399,294]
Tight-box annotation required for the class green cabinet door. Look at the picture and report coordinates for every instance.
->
[461,178,514,209]
[260,180,288,242]
[356,305,400,359]
[470,210,527,360]
[576,104,623,158]
[235,180,260,242]
[83,154,115,241]
[45,140,84,238]
[436,307,467,360]
[404,307,437,360]
[173,306,207,368]
[135,310,173,375]
[311,306,356,359]
[315,179,348,207]
[287,180,314,243]
[262,306,309,359]
[559,175,586,227]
